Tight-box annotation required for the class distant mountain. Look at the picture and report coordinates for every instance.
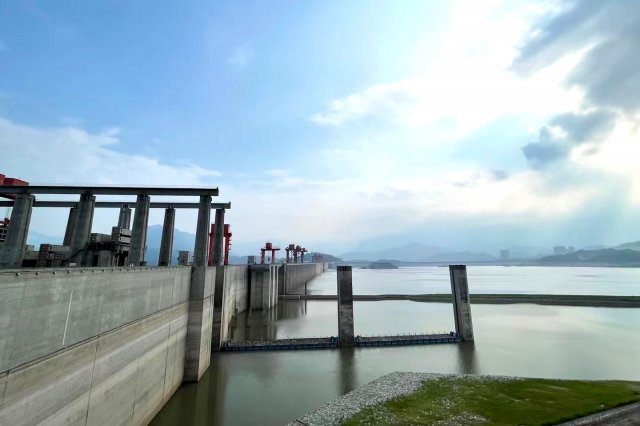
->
[342,242,443,262]
[424,251,497,262]
[26,231,63,249]
[506,246,551,260]
[145,225,195,266]
[540,248,640,264]
[308,252,342,262]
[615,241,640,251]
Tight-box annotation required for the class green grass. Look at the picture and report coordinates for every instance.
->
[342,376,640,425]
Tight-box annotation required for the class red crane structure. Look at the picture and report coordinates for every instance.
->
[299,246,308,263]
[285,243,308,263]
[223,224,232,265]
[0,173,29,226]
[290,245,307,263]
[208,223,233,266]
[260,242,280,264]
[285,244,295,263]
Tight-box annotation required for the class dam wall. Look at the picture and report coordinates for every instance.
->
[249,264,279,310]
[0,262,325,424]
[0,267,191,426]
[280,263,324,295]
[212,265,249,350]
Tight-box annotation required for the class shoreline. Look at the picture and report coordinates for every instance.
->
[281,293,640,308]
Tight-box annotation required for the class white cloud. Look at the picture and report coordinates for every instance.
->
[311,0,583,143]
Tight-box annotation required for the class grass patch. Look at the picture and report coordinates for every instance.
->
[343,376,640,425]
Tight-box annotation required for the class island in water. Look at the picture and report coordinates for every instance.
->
[362,261,398,269]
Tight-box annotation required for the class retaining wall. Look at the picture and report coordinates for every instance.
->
[0,267,191,425]
[249,265,279,310]
[212,265,249,350]
[281,263,324,295]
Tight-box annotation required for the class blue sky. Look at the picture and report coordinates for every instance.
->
[2,0,640,255]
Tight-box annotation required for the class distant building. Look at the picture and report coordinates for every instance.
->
[499,249,510,261]
[37,244,71,267]
[178,251,191,266]
[553,246,567,255]
[567,246,575,253]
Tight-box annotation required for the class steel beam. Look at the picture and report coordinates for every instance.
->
[0,201,231,209]
[0,185,218,196]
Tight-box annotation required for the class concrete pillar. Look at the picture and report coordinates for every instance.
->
[70,192,95,265]
[337,266,355,347]
[117,204,132,229]
[184,195,214,382]
[192,196,211,268]
[211,265,225,352]
[211,208,225,266]
[450,265,474,342]
[129,194,150,266]
[158,207,175,266]
[249,264,277,310]
[62,205,78,246]
[0,193,35,268]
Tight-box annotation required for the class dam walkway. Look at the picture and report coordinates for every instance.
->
[220,333,461,352]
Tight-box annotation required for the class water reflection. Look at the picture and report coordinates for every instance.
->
[229,300,309,341]
[337,347,356,395]
[456,342,478,374]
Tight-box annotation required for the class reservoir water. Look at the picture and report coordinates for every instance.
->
[151,266,640,426]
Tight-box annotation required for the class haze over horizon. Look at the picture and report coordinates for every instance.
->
[2,1,639,255]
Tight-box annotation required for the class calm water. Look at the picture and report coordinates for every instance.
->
[152,266,640,426]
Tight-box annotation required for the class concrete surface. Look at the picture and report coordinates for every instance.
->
[337,266,355,347]
[130,194,150,266]
[450,265,474,341]
[249,265,279,310]
[184,196,214,382]
[0,194,34,268]
[0,267,191,426]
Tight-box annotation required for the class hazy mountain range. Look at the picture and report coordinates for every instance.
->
[25,229,640,265]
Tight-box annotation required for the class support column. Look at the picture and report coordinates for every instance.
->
[337,266,355,347]
[62,205,78,246]
[129,194,150,266]
[184,195,214,382]
[211,208,225,266]
[449,265,474,342]
[158,207,175,266]
[0,193,35,268]
[117,204,132,229]
[70,192,95,265]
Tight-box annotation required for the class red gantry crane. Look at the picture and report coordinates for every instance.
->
[260,242,280,264]
[208,223,233,266]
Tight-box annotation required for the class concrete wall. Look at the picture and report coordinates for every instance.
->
[210,265,249,350]
[249,265,279,310]
[184,266,215,382]
[0,267,191,426]
[281,263,323,295]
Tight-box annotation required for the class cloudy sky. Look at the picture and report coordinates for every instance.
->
[1,0,639,255]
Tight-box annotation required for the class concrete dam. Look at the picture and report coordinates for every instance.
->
[0,182,325,425]
[0,262,323,425]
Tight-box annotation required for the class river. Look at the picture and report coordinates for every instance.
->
[151,266,640,425]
